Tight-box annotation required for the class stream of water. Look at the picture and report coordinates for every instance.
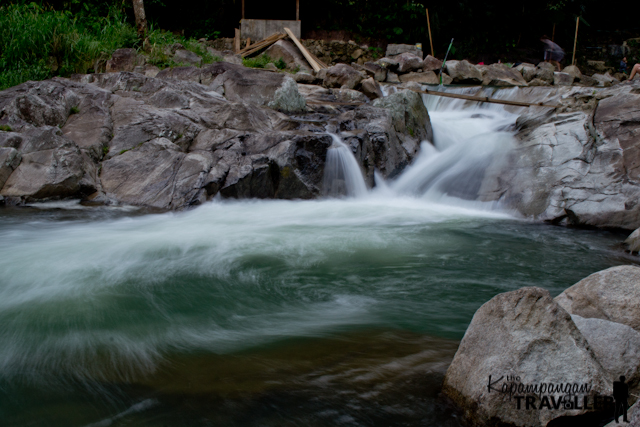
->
[0,86,632,427]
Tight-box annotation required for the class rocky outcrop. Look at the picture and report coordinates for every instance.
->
[0,66,424,208]
[555,265,640,332]
[386,43,423,59]
[443,287,610,427]
[474,82,640,230]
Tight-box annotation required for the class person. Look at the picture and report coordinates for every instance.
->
[620,57,628,74]
[613,375,629,423]
[540,35,564,71]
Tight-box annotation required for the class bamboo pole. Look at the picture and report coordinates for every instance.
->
[296,0,300,20]
[241,0,245,19]
[552,23,556,42]
[572,16,580,66]
[426,8,434,57]
[407,87,560,108]
[234,28,241,54]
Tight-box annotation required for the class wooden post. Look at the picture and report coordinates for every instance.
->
[426,8,434,57]
[241,0,245,19]
[296,0,299,20]
[551,23,555,42]
[572,16,579,65]
[234,28,241,54]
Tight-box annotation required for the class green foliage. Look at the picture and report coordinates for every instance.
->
[274,58,287,70]
[146,25,222,69]
[242,54,276,69]
[69,106,80,115]
[0,2,137,90]
[0,125,13,132]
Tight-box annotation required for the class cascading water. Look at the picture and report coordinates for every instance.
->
[0,85,630,427]
[322,133,368,198]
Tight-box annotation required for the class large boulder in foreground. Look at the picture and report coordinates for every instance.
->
[443,287,610,427]
[555,265,640,332]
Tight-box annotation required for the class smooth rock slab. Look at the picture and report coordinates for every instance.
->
[555,265,640,332]
[571,314,640,391]
[443,287,610,427]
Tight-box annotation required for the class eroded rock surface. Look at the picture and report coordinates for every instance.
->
[0,66,424,209]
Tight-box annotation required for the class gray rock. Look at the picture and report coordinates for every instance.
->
[0,146,21,189]
[394,52,424,74]
[443,287,610,427]
[386,43,423,59]
[534,66,555,84]
[562,65,583,81]
[444,60,482,84]
[267,76,306,112]
[571,314,640,392]
[323,64,364,90]
[106,48,141,73]
[527,77,549,86]
[385,71,400,83]
[555,265,640,332]
[332,88,369,104]
[373,89,433,144]
[537,61,557,72]
[422,55,442,72]
[173,49,202,67]
[264,40,312,73]
[362,62,387,82]
[592,72,617,87]
[376,57,399,71]
[481,64,527,87]
[359,77,383,100]
[399,71,439,84]
[292,72,317,84]
[515,63,537,82]
[626,228,640,252]
[554,71,574,86]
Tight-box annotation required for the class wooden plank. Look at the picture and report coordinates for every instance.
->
[284,27,321,72]
[239,33,286,57]
[238,32,281,53]
[406,87,560,108]
[246,37,251,49]
[234,28,241,54]
[308,51,328,69]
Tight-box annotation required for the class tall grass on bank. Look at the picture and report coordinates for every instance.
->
[0,2,137,90]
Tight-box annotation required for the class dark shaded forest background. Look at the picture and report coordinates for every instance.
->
[20,0,640,63]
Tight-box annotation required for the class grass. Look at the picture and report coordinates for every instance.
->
[242,54,287,70]
[0,125,13,132]
[0,2,224,90]
[0,2,137,90]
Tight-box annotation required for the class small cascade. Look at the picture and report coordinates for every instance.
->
[379,85,521,207]
[323,134,368,198]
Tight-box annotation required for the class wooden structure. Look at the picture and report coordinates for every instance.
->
[240,0,301,41]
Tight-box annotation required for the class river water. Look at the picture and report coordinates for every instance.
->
[0,87,633,426]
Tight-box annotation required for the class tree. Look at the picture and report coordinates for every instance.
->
[132,0,147,40]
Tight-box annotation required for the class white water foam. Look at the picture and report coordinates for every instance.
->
[323,133,368,198]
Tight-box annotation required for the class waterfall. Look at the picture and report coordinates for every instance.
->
[379,85,522,208]
[323,134,368,198]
